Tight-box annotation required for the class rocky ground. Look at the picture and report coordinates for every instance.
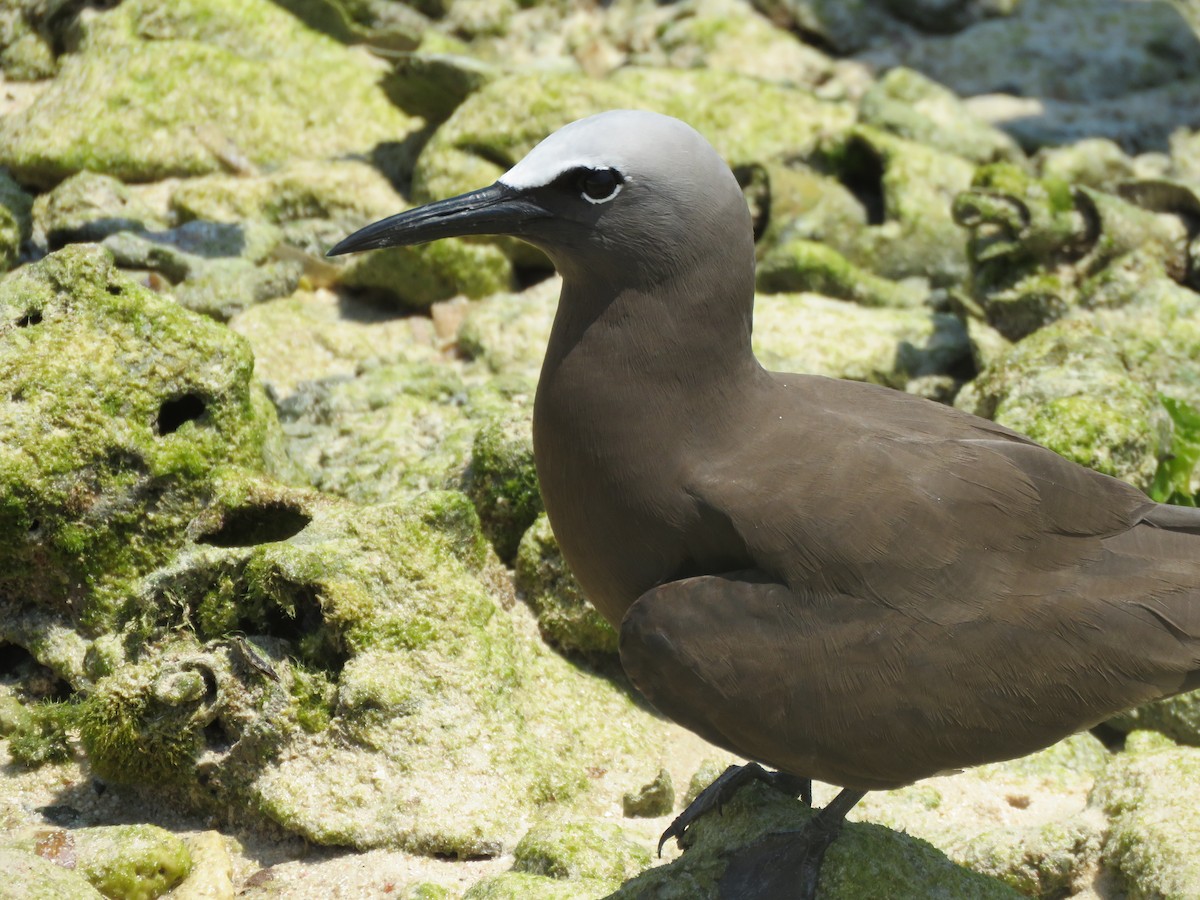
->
[3,0,1200,897]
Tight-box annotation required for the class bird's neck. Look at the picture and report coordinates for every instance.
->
[542,253,760,399]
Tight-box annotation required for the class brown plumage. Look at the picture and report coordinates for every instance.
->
[331,110,1200,896]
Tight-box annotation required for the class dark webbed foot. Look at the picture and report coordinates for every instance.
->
[658,762,813,855]
[718,788,866,900]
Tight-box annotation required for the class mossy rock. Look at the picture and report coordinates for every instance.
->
[4,825,192,900]
[513,817,649,884]
[0,245,292,682]
[277,358,529,506]
[955,163,1189,340]
[0,848,104,900]
[84,489,667,853]
[0,0,419,188]
[1092,731,1200,898]
[858,67,1022,165]
[32,171,169,250]
[515,514,617,656]
[611,782,1021,899]
[812,126,975,288]
[957,281,1200,492]
[0,168,32,273]
[753,293,970,391]
[411,67,854,205]
[756,239,924,308]
[1108,688,1200,746]
[464,407,541,563]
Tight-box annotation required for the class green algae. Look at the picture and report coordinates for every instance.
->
[1093,733,1200,898]
[858,68,1022,165]
[83,489,669,853]
[612,782,1020,899]
[813,126,975,287]
[411,67,854,204]
[515,514,617,656]
[0,168,31,273]
[466,410,542,563]
[0,0,418,188]
[756,238,924,307]
[6,699,78,768]
[514,817,649,883]
[33,171,168,249]
[0,246,290,667]
[622,768,674,818]
[0,847,104,900]
[6,825,192,900]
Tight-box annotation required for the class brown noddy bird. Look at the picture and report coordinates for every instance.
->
[330,110,1200,897]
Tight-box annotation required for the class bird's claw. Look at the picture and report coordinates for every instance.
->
[657,762,810,856]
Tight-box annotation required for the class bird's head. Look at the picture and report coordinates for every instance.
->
[328,110,752,286]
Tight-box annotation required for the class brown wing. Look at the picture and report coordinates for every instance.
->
[620,560,1200,792]
[638,376,1200,787]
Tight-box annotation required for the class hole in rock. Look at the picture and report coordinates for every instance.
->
[156,393,207,435]
[0,643,72,699]
[203,718,233,752]
[106,284,123,296]
[835,136,886,226]
[16,310,42,327]
[196,502,311,548]
[0,642,33,677]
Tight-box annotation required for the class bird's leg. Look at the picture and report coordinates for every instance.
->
[717,788,867,900]
[658,762,812,855]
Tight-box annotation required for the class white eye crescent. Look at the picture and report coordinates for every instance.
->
[578,168,624,204]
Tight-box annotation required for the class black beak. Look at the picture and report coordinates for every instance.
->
[326,183,548,256]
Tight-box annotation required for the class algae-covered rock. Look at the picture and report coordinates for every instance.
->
[0,847,104,900]
[459,279,970,392]
[858,733,1109,896]
[954,163,1189,340]
[411,67,854,206]
[170,159,513,308]
[1092,731,1200,898]
[637,0,833,87]
[230,288,446,397]
[382,51,499,121]
[611,781,1021,899]
[6,825,192,900]
[277,358,527,505]
[0,0,419,188]
[0,3,56,81]
[86,487,668,853]
[622,769,674,818]
[754,293,971,391]
[32,172,169,250]
[859,68,1022,165]
[0,167,32,272]
[170,832,233,900]
[463,871,610,900]
[811,126,974,287]
[955,316,1163,488]
[457,278,560,381]
[465,408,541,563]
[864,0,1200,104]
[515,515,617,656]
[756,239,924,307]
[80,632,299,786]
[513,817,650,884]
[337,234,513,310]
[0,245,292,683]
[240,495,664,852]
[1108,689,1200,746]
[957,278,1200,491]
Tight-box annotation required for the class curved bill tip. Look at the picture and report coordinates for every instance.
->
[326,182,545,257]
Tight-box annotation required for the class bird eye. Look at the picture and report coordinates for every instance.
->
[576,168,624,204]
